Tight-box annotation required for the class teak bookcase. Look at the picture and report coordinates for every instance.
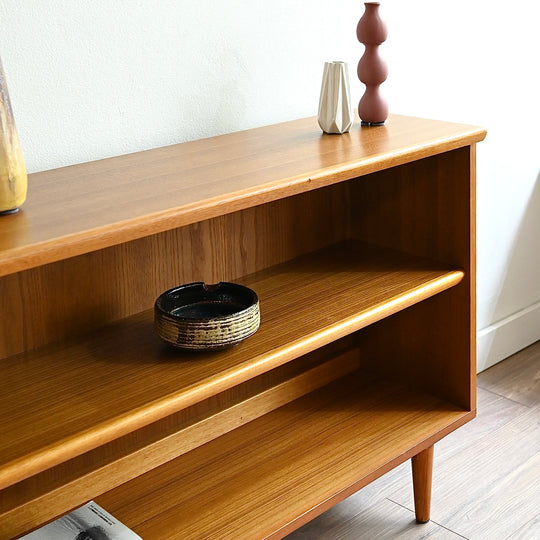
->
[0,114,485,539]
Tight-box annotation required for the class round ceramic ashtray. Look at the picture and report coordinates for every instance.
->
[154,282,260,350]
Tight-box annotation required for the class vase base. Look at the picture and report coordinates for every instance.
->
[361,121,386,127]
[322,130,351,135]
[0,207,19,216]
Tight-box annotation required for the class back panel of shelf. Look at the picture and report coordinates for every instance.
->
[1,183,352,359]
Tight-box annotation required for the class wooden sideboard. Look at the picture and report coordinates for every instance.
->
[0,114,485,539]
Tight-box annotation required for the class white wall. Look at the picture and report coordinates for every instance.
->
[1,0,538,371]
[381,1,540,371]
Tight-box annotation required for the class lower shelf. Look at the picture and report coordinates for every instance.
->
[95,373,472,540]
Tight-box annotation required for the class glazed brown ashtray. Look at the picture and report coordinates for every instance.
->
[154,282,260,350]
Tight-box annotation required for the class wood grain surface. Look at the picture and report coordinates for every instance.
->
[286,494,465,540]
[0,348,360,538]
[478,340,540,407]
[0,114,485,277]
[290,343,538,540]
[0,184,351,359]
[0,240,463,490]
[94,375,470,540]
[0,114,484,540]
[351,146,476,410]
[411,445,434,522]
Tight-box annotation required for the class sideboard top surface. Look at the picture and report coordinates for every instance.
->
[0,114,485,276]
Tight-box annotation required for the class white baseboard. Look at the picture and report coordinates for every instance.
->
[477,301,540,373]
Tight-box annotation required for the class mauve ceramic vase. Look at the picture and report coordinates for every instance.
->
[0,56,27,214]
[318,61,354,134]
[357,2,389,126]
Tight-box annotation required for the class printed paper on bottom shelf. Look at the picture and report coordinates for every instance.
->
[20,501,142,540]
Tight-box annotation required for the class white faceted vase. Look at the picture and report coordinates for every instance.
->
[317,61,354,134]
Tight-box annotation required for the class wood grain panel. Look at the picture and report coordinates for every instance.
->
[0,241,463,489]
[351,147,476,409]
[94,376,470,540]
[352,147,473,265]
[0,115,485,277]
[0,183,351,358]
[0,347,360,538]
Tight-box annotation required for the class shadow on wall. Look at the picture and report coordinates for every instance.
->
[478,171,540,372]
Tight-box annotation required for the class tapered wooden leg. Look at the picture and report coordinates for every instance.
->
[411,445,434,523]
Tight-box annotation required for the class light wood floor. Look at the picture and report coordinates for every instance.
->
[287,341,540,540]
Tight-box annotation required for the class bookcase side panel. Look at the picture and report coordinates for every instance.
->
[351,147,476,409]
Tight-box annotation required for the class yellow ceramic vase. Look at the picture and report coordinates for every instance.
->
[0,57,27,214]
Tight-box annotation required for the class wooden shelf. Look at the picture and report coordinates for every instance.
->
[94,373,472,539]
[0,241,463,490]
[0,113,483,539]
[0,114,485,277]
